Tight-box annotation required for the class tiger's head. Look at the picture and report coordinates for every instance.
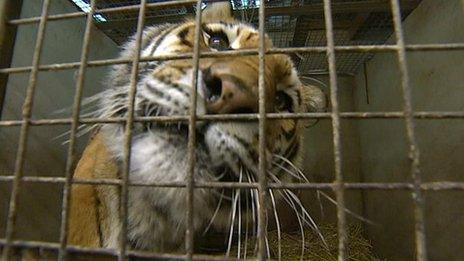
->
[100,2,325,194]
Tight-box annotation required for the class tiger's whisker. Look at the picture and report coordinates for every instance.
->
[227,167,241,256]
[249,172,260,256]
[226,188,237,257]
[272,161,303,181]
[318,190,376,225]
[53,124,87,142]
[249,173,270,259]
[237,167,243,259]
[275,154,374,225]
[316,190,325,220]
[284,188,328,248]
[269,172,305,260]
[246,171,257,238]
[273,154,309,182]
[265,232,270,259]
[244,181,249,260]
[202,189,225,235]
[269,189,282,261]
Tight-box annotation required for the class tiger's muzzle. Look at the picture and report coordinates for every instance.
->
[201,61,261,115]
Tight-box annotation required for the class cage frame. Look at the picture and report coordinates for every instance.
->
[0,0,464,260]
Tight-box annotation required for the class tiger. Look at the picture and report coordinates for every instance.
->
[67,1,326,256]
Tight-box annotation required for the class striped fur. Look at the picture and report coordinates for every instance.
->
[69,2,326,254]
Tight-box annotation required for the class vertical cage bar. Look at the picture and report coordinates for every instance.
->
[119,0,147,260]
[0,0,23,118]
[389,0,427,260]
[257,0,269,259]
[322,0,346,260]
[57,0,97,260]
[1,0,51,259]
[185,0,203,259]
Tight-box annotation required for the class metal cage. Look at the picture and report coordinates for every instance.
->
[0,0,464,260]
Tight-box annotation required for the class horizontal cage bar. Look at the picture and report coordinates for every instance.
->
[8,0,198,25]
[1,111,463,127]
[0,175,462,190]
[0,0,462,259]
[0,238,236,261]
[6,0,423,26]
[1,44,464,74]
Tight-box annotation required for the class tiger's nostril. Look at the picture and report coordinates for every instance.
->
[204,76,222,103]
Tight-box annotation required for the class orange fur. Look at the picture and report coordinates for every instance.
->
[68,133,119,248]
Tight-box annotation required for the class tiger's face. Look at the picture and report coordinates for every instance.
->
[88,4,327,251]
[101,16,325,188]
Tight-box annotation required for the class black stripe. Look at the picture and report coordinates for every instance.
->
[234,134,259,164]
[218,21,232,27]
[281,125,296,141]
[245,32,253,41]
[296,89,302,106]
[152,72,191,97]
[148,24,179,56]
[136,24,179,77]
[146,81,167,99]
[177,26,194,48]
[169,83,190,97]
[141,23,172,51]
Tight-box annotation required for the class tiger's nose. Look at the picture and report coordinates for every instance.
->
[202,69,257,114]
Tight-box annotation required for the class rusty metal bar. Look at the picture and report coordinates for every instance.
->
[185,0,203,259]
[57,0,96,260]
[2,43,464,75]
[7,0,420,26]
[118,1,147,260]
[0,111,464,127]
[8,0,197,25]
[389,0,427,260]
[257,0,268,259]
[0,0,23,118]
[0,239,237,261]
[1,0,51,260]
[1,175,464,191]
[95,0,421,32]
[322,0,347,260]
[0,0,460,260]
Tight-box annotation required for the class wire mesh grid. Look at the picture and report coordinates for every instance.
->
[61,0,422,74]
[0,0,464,260]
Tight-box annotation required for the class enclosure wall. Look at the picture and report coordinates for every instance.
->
[300,75,364,227]
[353,0,464,259]
[0,0,119,242]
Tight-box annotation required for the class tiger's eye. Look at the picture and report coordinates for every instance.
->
[209,35,229,51]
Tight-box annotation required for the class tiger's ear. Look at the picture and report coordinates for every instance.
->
[301,84,327,113]
[271,54,299,89]
[299,84,326,128]
[270,54,326,114]
[202,1,235,23]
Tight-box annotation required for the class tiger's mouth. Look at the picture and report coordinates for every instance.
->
[147,118,258,181]
[138,69,263,183]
